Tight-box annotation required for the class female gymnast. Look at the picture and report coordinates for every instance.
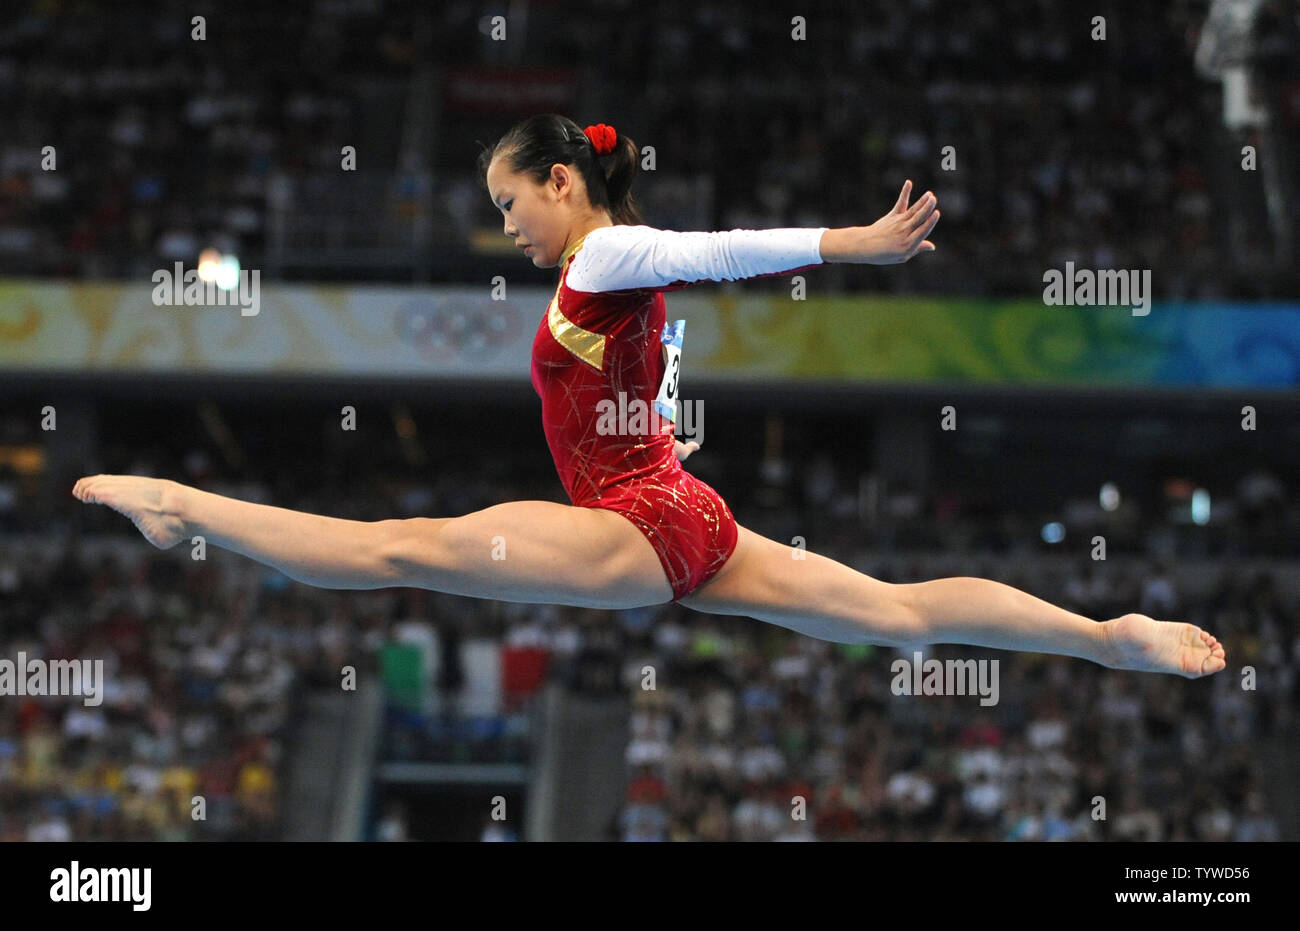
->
[73,114,1225,679]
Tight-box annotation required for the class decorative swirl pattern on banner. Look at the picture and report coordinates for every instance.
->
[1167,306,1300,386]
[1,282,1297,387]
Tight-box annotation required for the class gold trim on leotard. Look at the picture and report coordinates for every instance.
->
[547,231,606,370]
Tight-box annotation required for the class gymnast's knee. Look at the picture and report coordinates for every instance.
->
[377,516,459,585]
[863,581,930,649]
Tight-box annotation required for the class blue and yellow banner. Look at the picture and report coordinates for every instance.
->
[1,280,1297,388]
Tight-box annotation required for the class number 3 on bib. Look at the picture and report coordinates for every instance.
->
[654,319,685,427]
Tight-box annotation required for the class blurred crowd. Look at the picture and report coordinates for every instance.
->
[0,0,1295,295]
[2,410,1296,840]
[604,558,1294,841]
[2,458,1296,841]
[0,542,297,840]
[0,522,551,840]
[0,528,438,840]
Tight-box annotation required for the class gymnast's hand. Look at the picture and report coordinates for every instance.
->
[674,439,700,461]
[661,420,699,461]
[818,180,939,265]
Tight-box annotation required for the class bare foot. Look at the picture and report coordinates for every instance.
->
[72,475,187,549]
[1101,613,1227,678]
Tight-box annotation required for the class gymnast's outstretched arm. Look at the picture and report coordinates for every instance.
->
[563,178,939,295]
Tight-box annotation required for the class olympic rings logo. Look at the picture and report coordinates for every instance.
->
[394,297,519,362]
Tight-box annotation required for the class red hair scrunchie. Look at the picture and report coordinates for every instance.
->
[583,123,617,156]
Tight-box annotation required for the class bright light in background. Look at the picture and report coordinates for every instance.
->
[197,248,221,283]
[1100,482,1120,511]
[196,249,241,290]
[216,254,241,291]
[1191,487,1211,525]
[1041,521,1065,544]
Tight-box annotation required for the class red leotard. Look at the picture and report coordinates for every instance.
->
[530,232,737,601]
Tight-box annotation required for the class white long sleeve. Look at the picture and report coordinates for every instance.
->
[565,224,827,293]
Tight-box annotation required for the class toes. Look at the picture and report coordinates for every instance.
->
[1194,646,1227,676]
[76,479,112,506]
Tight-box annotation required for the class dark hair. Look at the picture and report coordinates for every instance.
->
[476,113,642,225]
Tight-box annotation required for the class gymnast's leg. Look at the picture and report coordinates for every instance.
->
[678,526,1227,678]
[72,475,673,609]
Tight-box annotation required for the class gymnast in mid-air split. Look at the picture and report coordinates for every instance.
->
[74,113,1225,679]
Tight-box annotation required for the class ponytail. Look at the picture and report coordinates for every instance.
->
[596,129,641,226]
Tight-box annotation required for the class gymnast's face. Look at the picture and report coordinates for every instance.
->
[486,156,590,268]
